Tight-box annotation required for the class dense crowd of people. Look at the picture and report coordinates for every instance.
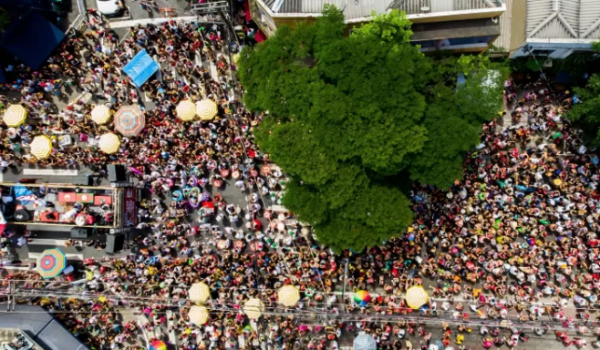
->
[1,7,600,350]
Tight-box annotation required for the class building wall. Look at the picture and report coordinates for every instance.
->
[406,8,505,24]
[494,0,512,52]
[250,0,501,53]
[509,0,527,53]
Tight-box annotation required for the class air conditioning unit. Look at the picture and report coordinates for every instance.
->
[543,58,553,68]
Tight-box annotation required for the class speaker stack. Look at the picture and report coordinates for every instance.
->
[105,233,125,254]
[107,164,127,183]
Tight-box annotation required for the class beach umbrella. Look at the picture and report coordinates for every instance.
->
[244,298,265,319]
[114,105,145,136]
[405,285,429,309]
[278,285,300,307]
[353,290,371,307]
[36,248,67,279]
[148,340,167,350]
[196,99,218,121]
[176,100,196,121]
[189,282,210,303]
[188,305,209,325]
[3,104,27,127]
[353,331,377,350]
[91,105,111,125]
[99,133,120,154]
[29,135,53,160]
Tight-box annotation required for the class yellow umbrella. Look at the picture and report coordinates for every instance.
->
[188,305,209,325]
[196,99,218,121]
[98,133,120,154]
[244,298,265,319]
[176,100,196,122]
[29,135,53,160]
[278,285,300,307]
[405,285,429,309]
[3,104,27,127]
[91,105,111,124]
[189,282,210,303]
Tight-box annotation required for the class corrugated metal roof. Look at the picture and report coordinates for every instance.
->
[526,0,554,35]
[527,0,600,39]
[560,0,579,34]
[268,0,502,20]
[263,0,278,9]
[580,0,600,38]
[535,17,574,38]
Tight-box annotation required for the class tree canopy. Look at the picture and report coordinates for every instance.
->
[238,6,504,252]
[567,74,600,146]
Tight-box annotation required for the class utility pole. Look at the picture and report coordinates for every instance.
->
[341,259,349,309]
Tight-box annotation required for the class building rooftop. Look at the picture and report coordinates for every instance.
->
[527,0,600,40]
[0,305,89,350]
[261,0,505,21]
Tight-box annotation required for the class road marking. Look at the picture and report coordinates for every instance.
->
[28,252,83,260]
[22,168,78,176]
[27,239,68,246]
[109,16,197,28]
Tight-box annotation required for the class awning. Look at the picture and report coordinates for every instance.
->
[244,0,252,21]
[122,49,160,87]
[255,30,266,43]
[2,12,65,70]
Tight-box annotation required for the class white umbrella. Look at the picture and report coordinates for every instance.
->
[189,282,210,303]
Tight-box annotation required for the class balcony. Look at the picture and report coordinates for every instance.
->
[383,0,505,24]
[389,0,504,15]
[254,0,505,26]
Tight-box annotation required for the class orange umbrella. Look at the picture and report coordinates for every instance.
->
[114,105,145,136]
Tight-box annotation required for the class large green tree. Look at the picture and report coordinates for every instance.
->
[239,7,503,251]
[567,74,600,146]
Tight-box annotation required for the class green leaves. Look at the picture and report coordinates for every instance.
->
[567,74,600,145]
[239,8,501,251]
[351,9,413,44]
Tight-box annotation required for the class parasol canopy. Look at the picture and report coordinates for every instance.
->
[188,305,209,325]
[244,298,265,319]
[278,285,300,307]
[3,104,27,127]
[91,105,111,124]
[99,133,121,154]
[405,285,429,309]
[354,331,377,350]
[148,340,167,350]
[196,99,218,121]
[353,290,371,307]
[176,100,196,121]
[189,282,210,303]
[114,105,145,136]
[36,248,67,279]
[29,135,53,160]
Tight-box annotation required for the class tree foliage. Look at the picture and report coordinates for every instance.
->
[238,7,503,251]
[567,74,600,145]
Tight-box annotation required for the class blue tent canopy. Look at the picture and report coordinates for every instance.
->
[122,50,160,87]
[2,12,65,70]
